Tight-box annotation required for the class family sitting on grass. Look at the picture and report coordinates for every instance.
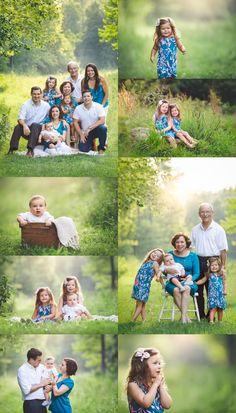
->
[7,61,109,157]
[17,194,80,250]
[131,203,228,324]
[154,99,198,148]
[18,347,77,413]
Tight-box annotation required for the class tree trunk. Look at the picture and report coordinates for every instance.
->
[101,335,106,373]
[110,256,116,289]
[225,335,236,367]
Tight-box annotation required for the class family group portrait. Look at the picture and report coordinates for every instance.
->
[0,0,118,177]
[119,0,236,79]
[118,335,236,413]
[0,334,117,413]
[0,176,117,256]
[0,256,117,335]
[118,79,236,157]
[118,157,236,334]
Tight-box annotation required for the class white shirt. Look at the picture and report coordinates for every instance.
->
[18,212,54,222]
[191,220,228,257]
[66,75,83,100]
[73,102,105,131]
[41,366,58,379]
[62,303,87,317]
[17,362,45,400]
[161,263,185,281]
[18,99,50,126]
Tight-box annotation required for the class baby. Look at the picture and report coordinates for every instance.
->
[41,356,58,407]
[161,253,193,292]
[62,292,92,321]
[38,122,61,151]
[17,195,54,227]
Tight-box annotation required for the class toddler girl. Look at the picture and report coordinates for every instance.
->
[150,17,186,79]
[170,103,198,148]
[17,195,54,227]
[161,253,193,293]
[131,248,164,322]
[127,347,172,412]
[60,95,76,143]
[197,257,227,323]
[58,276,84,316]
[31,287,56,323]
[41,356,58,407]
[61,292,92,321]
[154,100,177,147]
[43,76,62,107]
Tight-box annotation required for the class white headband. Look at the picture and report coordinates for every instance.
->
[134,348,150,362]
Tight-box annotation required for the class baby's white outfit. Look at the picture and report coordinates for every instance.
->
[161,263,185,281]
[41,366,58,380]
[62,304,88,321]
[18,212,54,222]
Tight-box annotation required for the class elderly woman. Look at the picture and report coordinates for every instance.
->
[165,232,200,323]
[49,358,77,413]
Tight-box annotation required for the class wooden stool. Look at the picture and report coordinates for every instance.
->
[158,290,200,322]
[21,223,61,248]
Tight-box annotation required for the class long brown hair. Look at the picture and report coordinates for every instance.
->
[60,276,83,304]
[83,63,101,90]
[169,103,181,120]
[153,17,178,49]
[126,348,164,387]
[34,287,56,309]
[207,257,223,277]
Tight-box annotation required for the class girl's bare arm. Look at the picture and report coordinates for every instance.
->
[176,38,186,53]
[128,378,162,409]
[196,275,208,285]
[159,380,172,409]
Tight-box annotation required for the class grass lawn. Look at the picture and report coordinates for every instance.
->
[0,70,118,177]
[118,256,236,334]
[0,373,117,413]
[119,14,236,79]
[118,89,236,157]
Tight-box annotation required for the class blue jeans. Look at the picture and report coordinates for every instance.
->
[79,125,107,152]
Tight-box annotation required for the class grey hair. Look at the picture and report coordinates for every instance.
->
[199,202,214,213]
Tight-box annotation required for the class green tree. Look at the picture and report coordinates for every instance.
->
[98,0,118,51]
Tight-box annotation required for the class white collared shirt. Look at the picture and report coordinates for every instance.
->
[18,212,54,222]
[66,75,83,100]
[190,220,228,257]
[17,362,45,400]
[73,102,105,130]
[18,99,50,126]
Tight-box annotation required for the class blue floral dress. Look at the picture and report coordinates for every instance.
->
[132,261,155,303]
[157,36,177,79]
[128,382,164,413]
[62,104,74,125]
[208,273,226,310]
[172,117,181,131]
[43,89,58,107]
[33,304,52,322]
[155,115,175,138]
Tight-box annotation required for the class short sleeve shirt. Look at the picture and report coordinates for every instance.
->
[18,99,50,126]
[191,221,228,257]
[18,212,54,222]
[73,102,105,130]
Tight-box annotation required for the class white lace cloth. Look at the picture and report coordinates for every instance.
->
[53,217,79,250]
[17,145,98,157]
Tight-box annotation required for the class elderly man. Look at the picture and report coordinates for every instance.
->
[17,348,51,413]
[191,202,228,319]
[7,86,50,157]
[66,60,83,102]
[73,89,107,154]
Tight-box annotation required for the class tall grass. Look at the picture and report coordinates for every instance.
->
[118,89,236,157]
[0,71,118,177]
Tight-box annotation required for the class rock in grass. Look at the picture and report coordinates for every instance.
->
[131,127,150,140]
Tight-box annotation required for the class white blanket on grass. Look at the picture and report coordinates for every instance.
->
[10,315,118,323]
[53,217,79,250]
[17,144,98,157]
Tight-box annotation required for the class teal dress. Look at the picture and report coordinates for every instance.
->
[49,374,74,413]
[165,251,200,297]
[132,261,155,303]
[90,84,108,108]
[155,115,175,138]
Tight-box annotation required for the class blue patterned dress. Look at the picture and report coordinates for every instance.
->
[33,304,52,322]
[157,36,177,79]
[208,273,226,310]
[132,261,155,303]
[128,382,164,413]
[172,117,181,131]
[155,115,175,138]
[43,89,58,107]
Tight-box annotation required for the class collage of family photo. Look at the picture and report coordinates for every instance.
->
[0,0,235,412]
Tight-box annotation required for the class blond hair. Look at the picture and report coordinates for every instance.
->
[29,195,46,207]
[142,248,164,265]
[153,17,179,49]
[154,100,170,121]
[169,103,181,120]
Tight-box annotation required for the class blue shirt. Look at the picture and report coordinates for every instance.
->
[49,374,74,413]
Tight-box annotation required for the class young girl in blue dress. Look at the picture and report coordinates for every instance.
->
[60,95,77,143]
[170,103,198,148]
[197,257,227,323]
[131,248,164,322]
[154,100,177,147]
[32,287,57,323]
[150,17,186,79]
[127,347,172,413]
[43,76,62,107]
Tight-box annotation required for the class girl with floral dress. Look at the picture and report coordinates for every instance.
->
[154,100,177,147]
[127,348,172,413]
[169,103,198,148]
[131,249,164,322]
[196,257,227,323]
[43,76,62,107]
[150,17,186,79]
[32,287,56,323]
